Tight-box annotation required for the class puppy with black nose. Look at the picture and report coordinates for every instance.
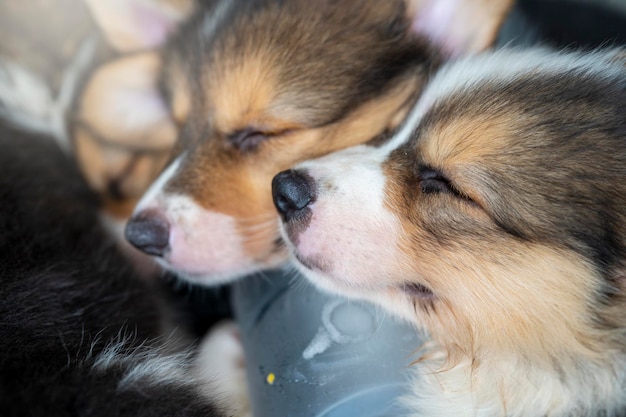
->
[120,0,513,285]
[274,48,626,417]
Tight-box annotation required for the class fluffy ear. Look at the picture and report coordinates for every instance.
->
[84,0,194,52]
[407,0,514,57]
[74,52,176,200]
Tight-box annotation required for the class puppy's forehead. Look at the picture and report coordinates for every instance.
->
[170,0,434,130]
[416,48,625,107]
[388,48,626,161]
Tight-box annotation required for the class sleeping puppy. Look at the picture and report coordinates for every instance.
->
[0,121,247,417]
[117,0,513,285]
[273,48,626,416]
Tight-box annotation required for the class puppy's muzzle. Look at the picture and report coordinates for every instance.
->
[272,170,315,222]
[125,210,170,257]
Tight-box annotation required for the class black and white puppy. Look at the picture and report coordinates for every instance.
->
[0,122,246,417]
[274,48,626,417]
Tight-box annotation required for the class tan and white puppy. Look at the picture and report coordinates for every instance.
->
[121,0,513,286]
[274,48,626,417]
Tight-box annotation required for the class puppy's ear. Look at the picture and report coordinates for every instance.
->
[407,0,514,57]
[84,0,194,52]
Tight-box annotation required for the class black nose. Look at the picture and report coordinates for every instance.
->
[124,211,170,257]
[272,170,315,221]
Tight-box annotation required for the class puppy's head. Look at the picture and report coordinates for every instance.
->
[123,0,512,285]
[275,49,626,363]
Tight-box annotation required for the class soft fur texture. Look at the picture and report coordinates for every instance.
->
[0,122,239,417]
[275,48,626,417]
[122,0,512,285]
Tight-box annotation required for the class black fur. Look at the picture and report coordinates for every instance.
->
[498,0,626,50]
[0,123,224,417]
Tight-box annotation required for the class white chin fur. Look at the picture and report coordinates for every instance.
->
[151,193,264,285]
[162,259,263,286]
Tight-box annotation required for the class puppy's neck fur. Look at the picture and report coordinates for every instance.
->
[407,347,626,417]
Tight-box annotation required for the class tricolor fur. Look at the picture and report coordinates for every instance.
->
[274,48,626,417]
[121,0,512,285]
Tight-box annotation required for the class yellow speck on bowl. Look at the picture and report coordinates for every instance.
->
[266,372,276,385]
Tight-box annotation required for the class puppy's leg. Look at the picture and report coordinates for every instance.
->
[196,321,251,417]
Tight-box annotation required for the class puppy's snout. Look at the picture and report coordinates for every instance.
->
[125,210,170,257]
[272,170,315,221]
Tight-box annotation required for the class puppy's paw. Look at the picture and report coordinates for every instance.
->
[196,321,251,417]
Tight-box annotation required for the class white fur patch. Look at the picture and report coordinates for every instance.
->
[418,48,626,117]
[196,321,251,417]
[135,154,184,212]
[380,48,625,158]
[92,334,198,391]
[403,353,626,417]
[133,155,263,284]
[290,145,405,294]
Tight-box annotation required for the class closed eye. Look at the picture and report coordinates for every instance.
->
[228,128,268,152]
[420,166,455,195]
[419,166,475,205]
[229,127,297,152]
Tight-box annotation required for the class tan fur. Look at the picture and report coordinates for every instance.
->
[397,238,605,363]
[419,113,526,205]
[381,80,626,362]
[123,0,512,282]
[278,49,626,416]
[173,76,420,261]
[380,55,626,415]
[77,53,175,148]
[168,61,192,125]
[207,54,285,135]
[75,53,176,217]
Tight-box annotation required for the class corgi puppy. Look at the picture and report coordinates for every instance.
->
[0,121,248,417]
[119,0,513,285]
[273,48,626,416]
